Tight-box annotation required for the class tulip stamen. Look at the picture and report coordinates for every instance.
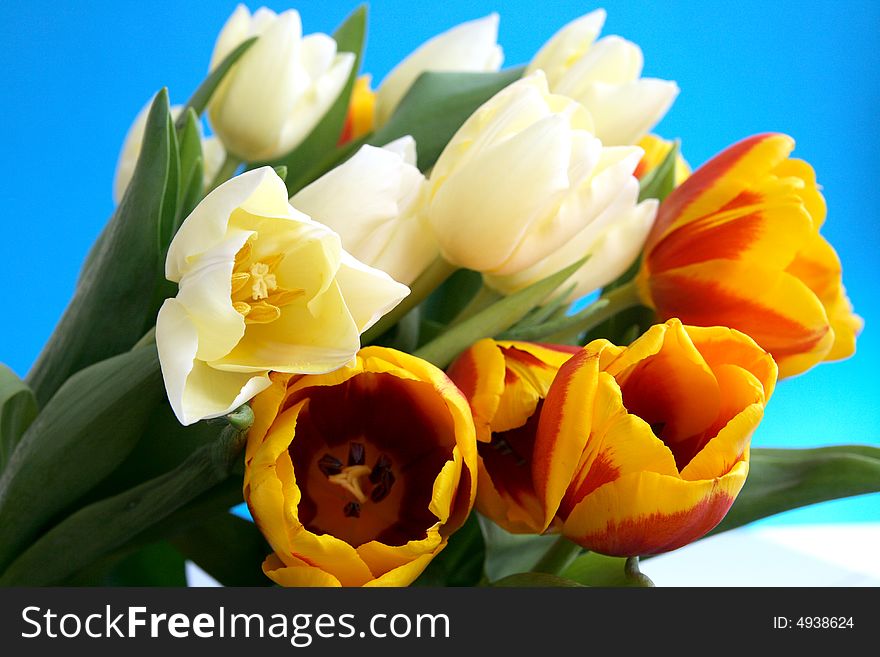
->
[249,262,277,300]
[321,446,397,515]
[327,465,372,504]
[343,501,361,518]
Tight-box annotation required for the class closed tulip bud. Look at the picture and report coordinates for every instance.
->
[428,72,646,278]
[637,133,863,377]
[374,14,503,127]
[338,75,376,144]
[207,5,355,161]
[156,167,409,426]
[244,347,478,586]
[291,136,437,286]
[113,97,225,204]
[483,162,658,300]
[527,9,678,146]
[535,320,777,556]
[447,339,579,533]
[633,134,690,184]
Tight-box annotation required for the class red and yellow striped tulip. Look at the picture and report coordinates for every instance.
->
[637,133,862,377]
[447,339,579,533]
[243,346,477,586]
[535,319,777,556]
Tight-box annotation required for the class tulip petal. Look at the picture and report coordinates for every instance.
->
[446,339,506,443]
[647,261,834,377]
[364,552,438,587]
[562,462,748,556]
[357,526,444,577]
[684,325,778,400]
[680,398,761,482]
[527,9,607,82]
[580,78,679,146]
[262,552,343,587]
[167,167,291,280]
[375,14,503,125]
[533,349,600,529]
[334,252,411,333]
[647,133,795,250]
[156,298,271,426]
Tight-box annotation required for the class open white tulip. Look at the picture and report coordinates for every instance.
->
[207,5,355,161]
[113,99,225,204]
[156,167,409,426]
[427,72,644,278]
[290,136,436,286]
[527,9,678,146]
[375,14,503,127]
[484,167,658,299]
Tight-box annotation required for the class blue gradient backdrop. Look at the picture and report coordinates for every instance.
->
[1,0,877,524]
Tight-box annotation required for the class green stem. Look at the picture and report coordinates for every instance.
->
[624,556,655,587]
[362,258,458,344]
[531,536,582,575]
[542,280,643,343]
[207,154,243,193]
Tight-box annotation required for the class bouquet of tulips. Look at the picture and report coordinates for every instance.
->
[1,4,874,588]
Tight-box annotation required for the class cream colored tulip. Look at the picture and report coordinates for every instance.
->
[527,9,678,146]
[374,14,503,127]
[113,99,225,204]
[290,137,436,285]
[207,5,355,161]
[156,167,409,426]
[485,166,657,299]
[427,72,644,277]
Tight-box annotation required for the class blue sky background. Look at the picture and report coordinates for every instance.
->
[1,0,877,524]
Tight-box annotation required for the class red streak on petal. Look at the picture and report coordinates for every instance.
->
[578,490,736,557]
[559,451,620,520]
[649,273,829,357]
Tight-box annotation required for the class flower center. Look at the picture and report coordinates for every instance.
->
[230,240,304,324]
[318,442,396,518]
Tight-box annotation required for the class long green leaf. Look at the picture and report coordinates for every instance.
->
[371,68,524,171]
[638,141,679,202]
[479,515,557,582]
[414,257,587,368]
[265,6,367,194]
[172,513,271,587]
[0,407,253,586]
[0,343,163,571]
[176,37,258,129]
[174,107,205,230]
[0,365,37,473]
[713,445,880,534]
[27,90,178,407]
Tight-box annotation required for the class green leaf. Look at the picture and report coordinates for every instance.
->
[176,37,258,129]
[479,515,557,582]
[414,257,587,369]
[104,541,187,586]
[713,446,880,534]
[175,107,205,228]
[171,512,271,587]
[371,68,524,171]
[0,343,163,572]
[0,365,37,473]
[413,513,485,587]
[264,6,367,194]
[27,89,178,407]
[0,410,253,586]
[492,573,585,587]
[561,553,654,587]
[638,141,679,202]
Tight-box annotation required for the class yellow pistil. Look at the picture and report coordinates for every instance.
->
[249,262,277,300]
[230,245,304,324]
[327,465,372,504]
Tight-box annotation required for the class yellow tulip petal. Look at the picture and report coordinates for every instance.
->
[262,553,343,587]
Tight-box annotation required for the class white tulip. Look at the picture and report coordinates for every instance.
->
[113,99,225,204]
[484,164,658,299]
[156,167,409,425]
[290,136,436,286]
[427,72,644,278]
[375,14,503,126]
[207,5,355,161]
[527,9,678,145]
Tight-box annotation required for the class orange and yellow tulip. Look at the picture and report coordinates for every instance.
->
[633,134,690,185]
[447,339,579,533]
[534,319,777,556]
[637,133,862,377]
[243,346,477,586]
[338,75,376,145]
